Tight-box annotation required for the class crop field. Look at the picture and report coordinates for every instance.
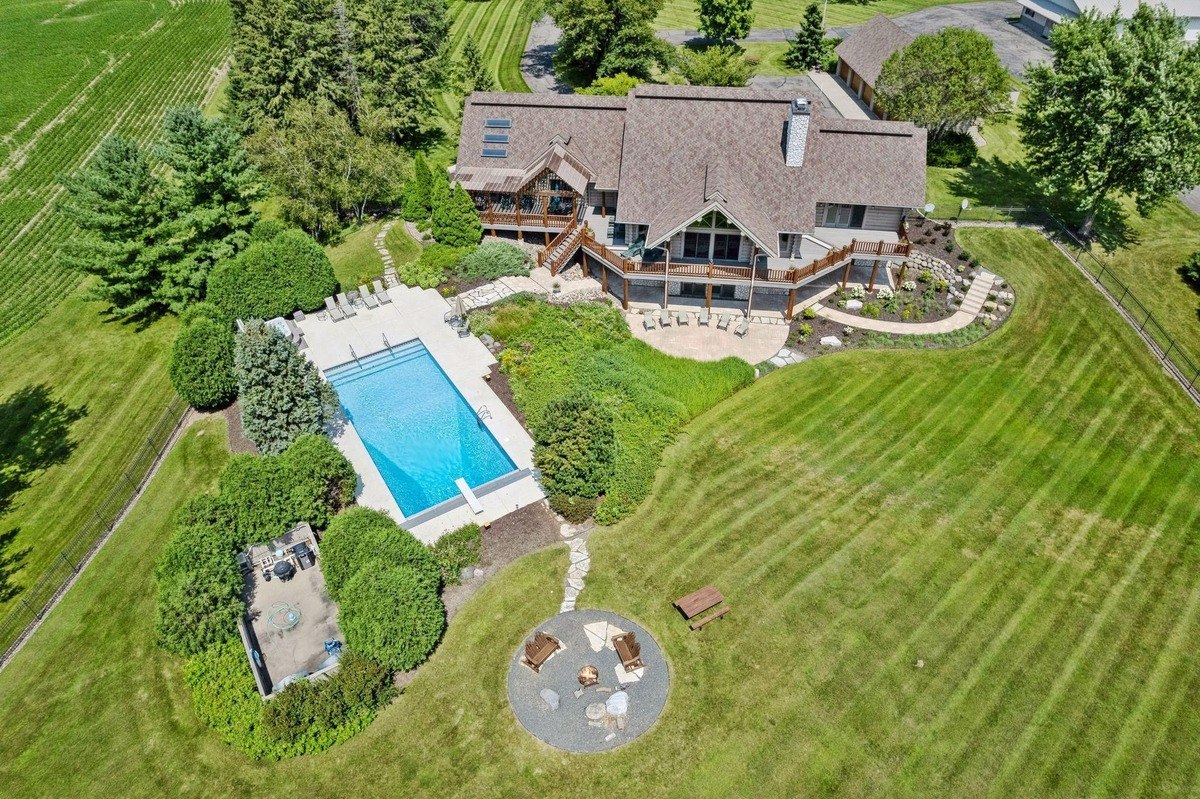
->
[655,0,980,30]
[4,229,1200,797]
[0,0,230,344]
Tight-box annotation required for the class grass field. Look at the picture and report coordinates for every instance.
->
[4,227,1200,796]
[655,0,981,30]
[326,221,423,290]
[0,0,230,344]
[435,0,534,121]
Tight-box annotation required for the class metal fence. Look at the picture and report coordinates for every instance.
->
[0,395,188,666]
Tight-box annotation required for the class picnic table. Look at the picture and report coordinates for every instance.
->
[673,586,724,619]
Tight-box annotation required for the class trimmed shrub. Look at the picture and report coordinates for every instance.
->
[429,523,483,584]
[549,493,598,524]
[456,242,530,282]
[207,229,337,320]
[431,182,483,248]
[1181,251,1200,289]
[154,566,244,656]
[169,317,237,409]
[532,392,617,499]
[320,507,440,601]
[926,130,979,168]
[250,218,289,243]
[235,321,337,455]
[179,300,227,326]
[280,434,357,528]
[338,564,445,672]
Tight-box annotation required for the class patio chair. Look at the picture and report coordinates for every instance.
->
[698,309,710,326]
[734,319,750,337]
[372,279,393,304]
[359,284,379,309]
[521,631,562,673]
[716,314,730,331]
[676,311,689,326]
[324,297,345,322]
[613,632,645,673]
[659,310,673,328]
[336,292,357,317]
[643,314,657,331]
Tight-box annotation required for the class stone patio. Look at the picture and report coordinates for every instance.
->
[626,310,788,364]
[507,609,669,753]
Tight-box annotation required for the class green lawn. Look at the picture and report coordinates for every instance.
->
[655,0,982,30]
[4,227,1200,796]
[742,42,803,77]
[326,221,423,291]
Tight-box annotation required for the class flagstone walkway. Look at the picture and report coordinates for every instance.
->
[558,521,591,613]
[812,269,1000,335]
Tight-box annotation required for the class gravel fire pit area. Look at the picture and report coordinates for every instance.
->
[507,609,669,753]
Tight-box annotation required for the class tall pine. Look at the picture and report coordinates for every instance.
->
[784,4,827,71]
[458,38,497,93]
[60,136,172,319]
[431,182,481,247]
[402,153,434,222]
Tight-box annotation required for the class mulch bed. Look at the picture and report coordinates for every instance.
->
[223,403,258,454]
[485,363,526,426]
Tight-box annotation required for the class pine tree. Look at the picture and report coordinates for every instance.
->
[156,106,265,312]
[431,182,482,247]
[402,153,433,221]
[234,320,338,455]
[784,3,827,71]
[458,38,497,93]
[60,136,172,319]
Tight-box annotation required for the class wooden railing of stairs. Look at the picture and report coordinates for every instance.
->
[537,220,584,276]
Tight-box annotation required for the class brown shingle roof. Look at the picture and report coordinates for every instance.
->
[834,14,914,87]
[454,93,628,190]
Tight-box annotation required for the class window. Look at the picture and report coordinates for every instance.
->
[484,118,512,128]
[712,233,741,261]
[819,203,865,228]
[483,133,509,143]
[683,232,708,259]
[481,147,508,158]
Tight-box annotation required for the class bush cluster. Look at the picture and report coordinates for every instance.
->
[319,507,440,600]
[428,522,483,585]
[207,228,337,320]
[398,243,473,289]
[532,391,617,501]
[169,303,238,409]
[926,131,979,168]
[154,436,355,657]
[456,242,530,282]
[339,564,445,672]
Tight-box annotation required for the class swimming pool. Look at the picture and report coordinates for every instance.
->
[325,341,517,517]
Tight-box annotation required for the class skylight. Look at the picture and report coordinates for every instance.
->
[484,118,512,128]
[481,147,508,158]
[483,133,509,144]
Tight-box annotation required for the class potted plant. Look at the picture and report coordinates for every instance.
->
[552,280,561,294]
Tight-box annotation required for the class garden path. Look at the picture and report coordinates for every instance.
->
[812,269,999,334]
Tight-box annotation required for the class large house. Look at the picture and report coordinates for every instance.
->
[450,86,927,319]
[833,15,914,120]
[1016,0,1200,41]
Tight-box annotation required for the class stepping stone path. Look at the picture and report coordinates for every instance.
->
[560,521,591,613]
[374,221,398,285]
[768,347,806,368]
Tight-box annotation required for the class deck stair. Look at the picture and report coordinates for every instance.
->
[537,221,584,275]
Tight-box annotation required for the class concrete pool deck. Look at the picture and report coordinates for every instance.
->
[295,284,545,543]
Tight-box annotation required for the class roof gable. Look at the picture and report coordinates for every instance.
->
[834,14,914,87]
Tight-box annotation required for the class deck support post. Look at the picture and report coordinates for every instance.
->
[867,260,880,291]
[841,260,852,290]
[545,231,550,246]
[705,282,712,309]
[601,260,608,293]
[786,287,796,320]
[622,278,629,310]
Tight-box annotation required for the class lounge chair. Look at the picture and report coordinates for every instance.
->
[716,314,730,331]
[698,309,710,326]
[643,314,657,331]
[372,279,393,304]
[359,284,379,309]
[659,310,673,328]
[612,632,645,673]
[324,297,345,322]
[336,292,357,317]
[676,311,689,325]
[521,631,561,673]
[734,319,750,337]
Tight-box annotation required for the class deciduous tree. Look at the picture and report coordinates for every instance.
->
[677,44,755,86]
[547,0,671,83]
[697,0,754,43]
[1019,5,1200,236]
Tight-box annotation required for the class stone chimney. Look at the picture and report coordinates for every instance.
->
[786,97,811,168]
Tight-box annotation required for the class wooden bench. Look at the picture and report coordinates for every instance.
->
[673,586,725,619]
[521,631,561,673]
[612,632,645,672]
[689,605,730,630]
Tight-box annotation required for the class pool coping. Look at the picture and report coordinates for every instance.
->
[294,285,546,543]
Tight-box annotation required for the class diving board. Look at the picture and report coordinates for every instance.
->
[455,478,484,514]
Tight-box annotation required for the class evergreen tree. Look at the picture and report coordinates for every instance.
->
[697,0,754,43]
[784,3,827,71]
[402,153,434,221]
[426,168,449,228]
[60,136,172,319]
[156,106,265,311]
[547,0,671,83]
[234,321,338,455]
[431,182,482,247]
[350,0,440,143]
[1020,5,1200,236]
[458,37,497,93]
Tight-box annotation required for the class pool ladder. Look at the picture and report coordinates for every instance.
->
[348,344,361,367]
[476,405,492,423]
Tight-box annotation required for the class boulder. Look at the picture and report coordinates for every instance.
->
[540,688,560,711]
[820,336,842,348]
[845,300,863,311]
[606,691,629,716]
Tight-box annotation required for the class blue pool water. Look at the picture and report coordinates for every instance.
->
[325,341,517,516]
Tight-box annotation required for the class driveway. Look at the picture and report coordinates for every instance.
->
[831,2,1051,78]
